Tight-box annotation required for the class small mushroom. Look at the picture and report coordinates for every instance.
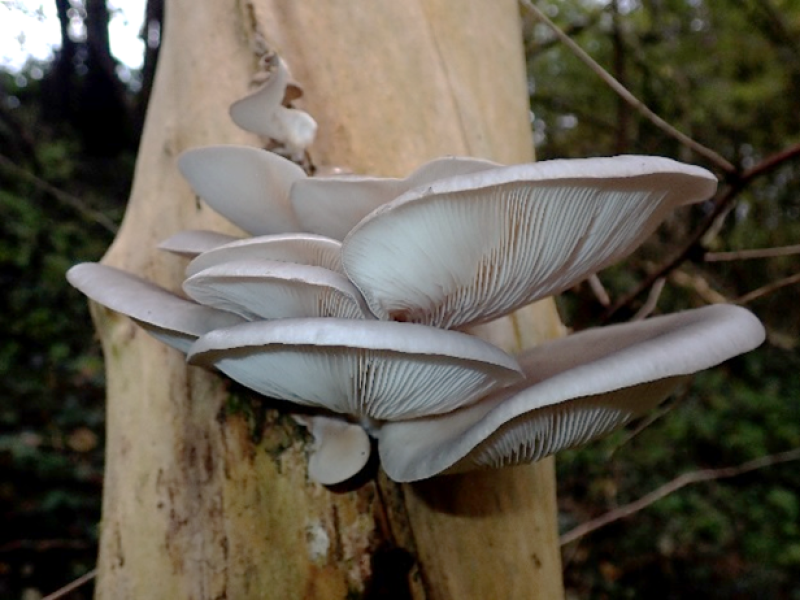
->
[185,233,343,277]
[66,263,244,353]
[342,155,718,328]
[187,318,523,421]
[291,156,500,241]
[158,230,242,258]
[293,414,372,485]
[377,304,766,482]
[183,260,370,320]
[177,145,306,236]
[229,56,317,157]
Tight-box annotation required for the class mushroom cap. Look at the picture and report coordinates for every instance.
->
[377,304,765,482]
[183,259,370,320]
[292,156,500,241]
[188,318,523,420]
[177,145,306,236]
[229,56,318,152]
[293,415,372,485]
[185,233,343,278]
[230,54,290,134]
[66,263,244,353]
[342,155,718,329]
[158,230,242,258]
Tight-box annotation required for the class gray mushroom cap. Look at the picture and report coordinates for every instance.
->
[187,318,523,421]
[229,56,317,155]
[183,260,370,321]
[342,155,718,329]
[291,156,501,241]
[377,304,766,482]
[177,145,307,236]
[66,263,244,353]
[184,233,343,277]
[158,230,242,258]
[293,415,372,485]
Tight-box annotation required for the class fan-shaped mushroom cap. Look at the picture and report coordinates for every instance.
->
[185,233,343,278]
[158,230,242,258]
[183,260,370,320]
[229,56,317,154]
[342,155,718,329]
[188,318,523,421]
[377,304,765,482]
[66,263,244,353]
[293,415,372,485]
[292,156,500,240]
[177,145,307,236]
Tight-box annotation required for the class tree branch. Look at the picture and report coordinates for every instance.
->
[705,243,800,262]
[519,0,736,173]
[0,153,118,234]
[735,271,800,305]
[560,447,800,546]
[601,142,800,321]
[41,568,97,600]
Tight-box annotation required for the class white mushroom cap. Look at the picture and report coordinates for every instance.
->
[342,155,718,328]
[158,230,242,258]
[185,233,343,278]
[377,304,766,482]
[183,260,370,320]
[188,318,523,421]
[292,156,500,240]
[66,263,244,353]
[177,145,307,235]
[293,415,372,485]
[229,56,317,154]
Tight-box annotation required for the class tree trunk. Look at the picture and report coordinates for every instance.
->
[95,1,565,598]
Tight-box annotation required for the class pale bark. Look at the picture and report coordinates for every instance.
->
[94,1,565,598]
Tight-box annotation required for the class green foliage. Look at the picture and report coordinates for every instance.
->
[0,58,129,598]
[528,1,800,597]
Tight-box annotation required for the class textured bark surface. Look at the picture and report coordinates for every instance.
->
[94,0,565,598]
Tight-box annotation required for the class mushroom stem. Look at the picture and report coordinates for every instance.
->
[358,415,384,437]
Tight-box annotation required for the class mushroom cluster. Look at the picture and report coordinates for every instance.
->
[67,58,765,485]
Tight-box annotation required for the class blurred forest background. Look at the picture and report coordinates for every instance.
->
[1,0,798,598]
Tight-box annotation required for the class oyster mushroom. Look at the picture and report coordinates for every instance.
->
[377,304,766,481]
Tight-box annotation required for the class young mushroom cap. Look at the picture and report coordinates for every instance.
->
[183,259,370,320]
[185,233,343,277]
[342,155,718,329]
[187,318,523,421]
[377,304,766,482]
[158,230,242,258]
[66,263,244,353]
[177,145,307,236]
[293,415,372,485]
[229,56,317,154]
[291,156,500,241]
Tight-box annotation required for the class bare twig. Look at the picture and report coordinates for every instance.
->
[41,568,97,600]
[0,153,118,234]
[669,269,730,304]
[608,387,689,458]
[631,277,665,320]
[560,447,800,546]
[735,272,800,305]
[519,0,736,173]
[602,142,800,322]
[587,273,611,307]
[706,244,800,262]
